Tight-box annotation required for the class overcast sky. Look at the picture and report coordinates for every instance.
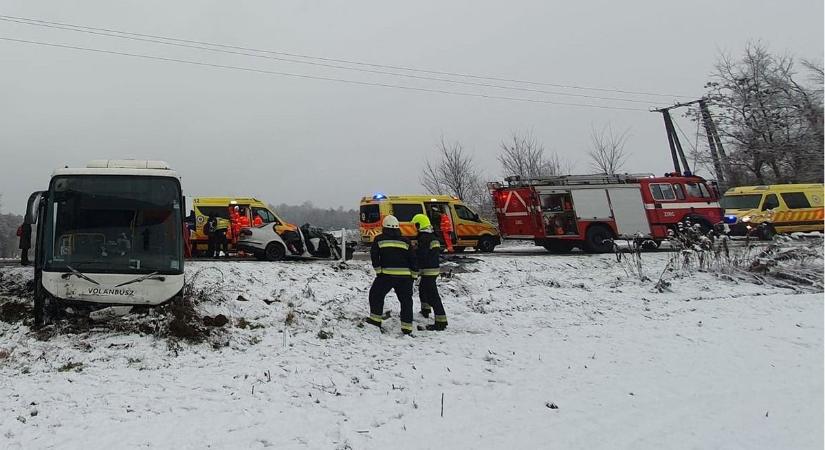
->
[1,0,822,215]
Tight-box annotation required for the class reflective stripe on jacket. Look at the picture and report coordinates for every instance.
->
[371,230,417,277]
[416,231,441,275]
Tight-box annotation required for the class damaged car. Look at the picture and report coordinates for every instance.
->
[238,222,355,261]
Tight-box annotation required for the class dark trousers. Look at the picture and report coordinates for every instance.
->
[20,248,29,266]
[419,275,446,317]
[208,232,228,258]
[369,275,414,327]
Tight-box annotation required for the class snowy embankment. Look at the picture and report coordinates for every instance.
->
[0,242,823,449]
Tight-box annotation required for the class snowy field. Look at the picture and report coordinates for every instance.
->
[0,242,823,449]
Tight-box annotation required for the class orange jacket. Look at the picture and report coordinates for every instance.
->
[440,213,453,232]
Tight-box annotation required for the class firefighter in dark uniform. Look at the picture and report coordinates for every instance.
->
[366,215,417,335]
[412,214,448,330]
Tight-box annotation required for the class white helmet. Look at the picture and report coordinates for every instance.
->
[382,215,400,229]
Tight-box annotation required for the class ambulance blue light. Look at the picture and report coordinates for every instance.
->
[724,215,738,224]
[373,193,387,200]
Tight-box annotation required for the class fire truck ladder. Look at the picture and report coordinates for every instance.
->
[505,173,654,187]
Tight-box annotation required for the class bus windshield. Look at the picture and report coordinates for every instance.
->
[43,175,183,274]
[720,194,762,210]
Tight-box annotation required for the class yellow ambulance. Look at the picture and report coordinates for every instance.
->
[720,184,824,238]
[190,197,296,254]
[359,194,500,252]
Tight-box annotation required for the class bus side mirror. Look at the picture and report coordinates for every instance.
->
[24,191,45,225]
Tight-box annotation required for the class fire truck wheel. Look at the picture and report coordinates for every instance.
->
[686,216,712,234]
[641,240,660,250]
[584,225,614,253]
[264,242,286,261]
[476,236,497,253]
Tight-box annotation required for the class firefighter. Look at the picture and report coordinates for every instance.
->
[411,214,448,330]
[17,223,31,266]
[439,208,455,253]
[366,215,417,335]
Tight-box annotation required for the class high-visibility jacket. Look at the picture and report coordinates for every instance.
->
[238,215,250,228]
[253,215,263,226]
[440,213,453,234]
[370,230,417,277]
[415,231,441,277]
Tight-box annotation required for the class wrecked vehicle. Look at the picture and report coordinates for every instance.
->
[25,160,185,327]
[238,222,355,261]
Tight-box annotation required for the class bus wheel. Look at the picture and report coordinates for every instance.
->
[584,225,614,253]
[265,242,286,261]
[476,236,497,253]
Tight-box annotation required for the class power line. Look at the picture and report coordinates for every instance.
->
[0,16,660,105]
[0,13,694,100]
[0,36,650,111]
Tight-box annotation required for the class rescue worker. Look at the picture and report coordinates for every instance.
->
[17,223,31,266]
[238,207,251,229]
[411,214,448,330]
[366,215,417,335]
[227,205,241,250]
[439,208,455,253]
[214,216,229,257]
[205,214,219,258]
[253,212,264,226]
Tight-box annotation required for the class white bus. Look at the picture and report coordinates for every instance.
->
[25,160,185,327]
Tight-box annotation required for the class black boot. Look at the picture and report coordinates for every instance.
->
[419,309,430,318]
[365,316,382,329]
[425,322,447,331]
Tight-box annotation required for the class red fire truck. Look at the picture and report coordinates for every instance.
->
[489,173,723,253]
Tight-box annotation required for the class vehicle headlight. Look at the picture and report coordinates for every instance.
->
[741,215,752,223]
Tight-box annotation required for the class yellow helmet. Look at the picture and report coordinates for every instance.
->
[411,213,432,231]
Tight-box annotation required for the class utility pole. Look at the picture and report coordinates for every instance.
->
[652,98,729,189]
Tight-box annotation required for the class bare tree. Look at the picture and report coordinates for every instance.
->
[420,136,483,205]
[498,130,567,179]
[588,124,630,175]
[703,42,823,184]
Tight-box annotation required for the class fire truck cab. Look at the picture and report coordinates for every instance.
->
[489,173,723,253]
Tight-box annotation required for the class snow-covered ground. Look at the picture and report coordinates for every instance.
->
[0,243,822,449]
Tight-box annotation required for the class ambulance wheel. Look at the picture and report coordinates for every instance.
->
[476,236,497,253]
[264,242,286,261]
[584,225,614,253]
[759,224,776,241]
